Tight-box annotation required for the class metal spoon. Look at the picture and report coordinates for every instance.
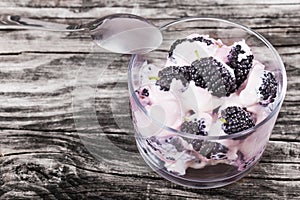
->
[0,14,163,54]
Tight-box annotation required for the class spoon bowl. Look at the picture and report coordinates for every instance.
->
[87,14,163,54]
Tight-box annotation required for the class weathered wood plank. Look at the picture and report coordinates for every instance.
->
[0,26,299,54]
[0,53,299,141]
[0,4,300,20]
[0,130,300,199]
[1,0,300,8]
[1,129,300,167]
[1,168,299,200]
[1,169,299,199]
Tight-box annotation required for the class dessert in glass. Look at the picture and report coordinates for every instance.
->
[128,18,287,188]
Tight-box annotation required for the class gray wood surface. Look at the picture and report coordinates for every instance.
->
[0,1,299,199]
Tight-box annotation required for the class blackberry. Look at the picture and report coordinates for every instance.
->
[227,44,254,89]
[168,38,187,58]
[258,71,278,106]
[165,136,185,152]
[155,65,191,91]
[192,140,228,160]
[146,136,161,152]
[168,36,213,57]
[146,136,186,154]
[180,65,193,83]
[141,88,149,97]
[191,57,237,97]
[135,88,150,100]
[220,106,255,135]
[180,118,208,136]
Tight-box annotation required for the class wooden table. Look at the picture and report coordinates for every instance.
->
[0,1,299,199]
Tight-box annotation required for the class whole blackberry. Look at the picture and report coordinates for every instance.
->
[259,71,278,106]
[155,65,191,91]
[191,57,237,97]
[180,118,208,136]
[192,140,228,160]
[168,36,213,57]
[227,44,254,89]
[221,106,255,135]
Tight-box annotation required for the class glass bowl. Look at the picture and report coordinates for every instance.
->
[128,17,287,188]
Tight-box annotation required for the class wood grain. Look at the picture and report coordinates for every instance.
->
[0,1,299,199]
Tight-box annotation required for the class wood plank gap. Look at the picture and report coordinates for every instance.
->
[0,51,92,55]
[0,127,76,133]
[3,151,63,157]
[269,138,300,143]
[260,160,300,164]
[246,176,300,181]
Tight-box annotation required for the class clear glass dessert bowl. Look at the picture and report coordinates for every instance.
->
[128,17,287,188]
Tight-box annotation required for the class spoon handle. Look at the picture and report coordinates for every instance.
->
[0,15,85,32]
